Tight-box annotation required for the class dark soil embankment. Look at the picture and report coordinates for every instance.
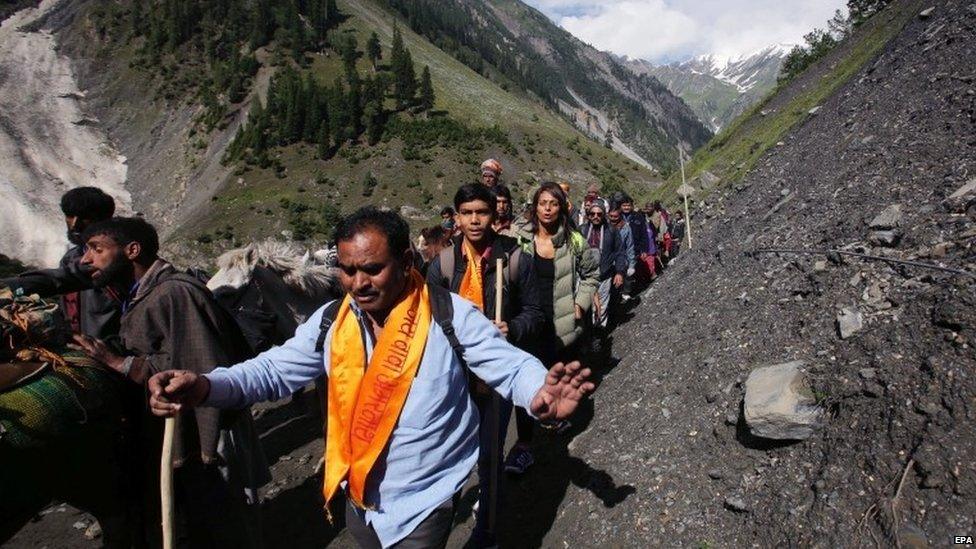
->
[544,1,976,546]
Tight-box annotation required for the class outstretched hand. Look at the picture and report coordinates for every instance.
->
[530,361,595,421]
[148,370,210,417]
[70,334,124,372]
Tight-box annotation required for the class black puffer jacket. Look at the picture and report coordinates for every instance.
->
[580,223,628,280]
[425,234,543,349]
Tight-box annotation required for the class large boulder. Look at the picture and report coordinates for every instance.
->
[743,361,823,441]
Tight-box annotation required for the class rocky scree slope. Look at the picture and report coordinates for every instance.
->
[544,1,976,546]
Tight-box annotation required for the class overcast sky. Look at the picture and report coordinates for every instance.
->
[523,0,848,64]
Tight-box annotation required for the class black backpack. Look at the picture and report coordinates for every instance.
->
[313,283,464,364]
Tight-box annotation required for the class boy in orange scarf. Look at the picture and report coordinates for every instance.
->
[427,184,543,546]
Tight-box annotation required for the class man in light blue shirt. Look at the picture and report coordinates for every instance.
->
[148,207,594,548]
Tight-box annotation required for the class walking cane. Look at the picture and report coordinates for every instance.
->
[161,415,177,549]
[488,258,504,535]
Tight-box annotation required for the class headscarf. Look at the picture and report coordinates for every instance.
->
[480,158,503,176]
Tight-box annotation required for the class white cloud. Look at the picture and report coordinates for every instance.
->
[561,1,698,62]
[525,0,847,63]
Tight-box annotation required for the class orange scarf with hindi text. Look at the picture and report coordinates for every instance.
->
[322,270,431,511]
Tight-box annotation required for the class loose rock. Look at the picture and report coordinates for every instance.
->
[949,177,976,198]
[724,496,749,513]
[868,230,901,247]
[869,204,903,229]
[837,307,864,339]
[743,361,823,440]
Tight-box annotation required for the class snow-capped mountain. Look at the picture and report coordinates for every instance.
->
[625,44,793,132]
[681,44,794,93]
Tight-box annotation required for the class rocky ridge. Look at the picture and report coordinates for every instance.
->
[544,1,976,546]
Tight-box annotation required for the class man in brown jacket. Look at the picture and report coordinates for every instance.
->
[71,216,268,548]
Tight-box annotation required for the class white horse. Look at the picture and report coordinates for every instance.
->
[206,240,341,352]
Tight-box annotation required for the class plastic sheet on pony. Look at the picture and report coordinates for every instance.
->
[0,287,130,546]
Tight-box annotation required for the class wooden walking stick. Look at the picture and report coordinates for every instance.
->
[487,258,504,535]
[160,415,178,549]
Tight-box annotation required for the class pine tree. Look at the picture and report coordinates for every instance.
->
[367,32,382,71]
[418,65,434,111]
[827,8,852,38]
[303,73,322,142]
[347,73,363,138]
[317,121,331,159]
[328,77,349,142]
[325,0,339,27]
[249,0,273,49]
[363,76,386,144]
[391,26,417,110]
[397,49,417,109]
[286,0,306,63]
[311,0,328,44]
[390,22,406,70]
[364,101,383,145]
[604,129,614,149]
[341,35,359,81]
[130,0,144,37]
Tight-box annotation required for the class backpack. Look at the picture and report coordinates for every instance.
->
[313,283,464,365]
[435,244,521,290]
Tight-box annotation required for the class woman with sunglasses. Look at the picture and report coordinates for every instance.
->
[505,182,599,474]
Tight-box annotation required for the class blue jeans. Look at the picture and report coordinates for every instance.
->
[471,389,513,544]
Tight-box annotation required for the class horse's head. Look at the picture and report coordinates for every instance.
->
[207,245,259,292]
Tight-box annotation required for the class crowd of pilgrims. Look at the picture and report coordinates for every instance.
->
[0,157,685,548]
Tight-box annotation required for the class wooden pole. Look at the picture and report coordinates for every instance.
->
[487,258,504,534]
[678,146,693,250]
[161,416,177,549]
[494,259,504,323]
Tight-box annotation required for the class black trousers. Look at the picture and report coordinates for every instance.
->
[344,493,459,549]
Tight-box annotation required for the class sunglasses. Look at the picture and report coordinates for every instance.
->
[588,211,604,217]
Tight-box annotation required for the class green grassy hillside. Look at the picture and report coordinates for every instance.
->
[169,0,657,255]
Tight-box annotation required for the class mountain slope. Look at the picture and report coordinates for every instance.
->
[2,0,661,266]
[652,0,920,205]
[628,45,790,132]
[537,1,976,546]
[380,0,712,174]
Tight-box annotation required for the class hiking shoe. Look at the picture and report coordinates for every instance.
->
[504,445,534,474]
